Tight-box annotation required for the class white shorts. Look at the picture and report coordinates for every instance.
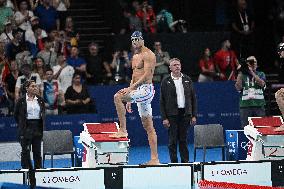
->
[129,84,155,117]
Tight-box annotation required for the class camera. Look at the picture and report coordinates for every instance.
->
[246,58,255,66]
[238,57,256,76]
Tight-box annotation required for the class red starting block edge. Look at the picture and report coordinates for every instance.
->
[247,116,284,135]
[83,122,129,141]
[83,122,120,134]
[248,116,283,128]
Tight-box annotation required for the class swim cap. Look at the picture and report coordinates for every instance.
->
[131,31,143,40]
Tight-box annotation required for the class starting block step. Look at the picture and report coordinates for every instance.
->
[80,122,130,168]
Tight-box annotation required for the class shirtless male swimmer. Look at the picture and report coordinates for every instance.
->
[109,31,160,165]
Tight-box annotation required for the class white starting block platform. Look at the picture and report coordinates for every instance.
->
[244,116,284,161]
[79,122,130,168]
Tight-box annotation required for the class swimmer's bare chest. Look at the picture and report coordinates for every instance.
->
[132,55,145,82]
[132,54,144,70]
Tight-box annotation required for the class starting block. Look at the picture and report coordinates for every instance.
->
[79,122,130,168]
[244,116,284,160]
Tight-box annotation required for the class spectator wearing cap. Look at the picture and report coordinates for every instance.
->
[5,28,25,61]
[0,0,13,33]
[34,0,60,33]
[235,56,266,128]
[25,17,48,56]
[0,20,13,44]
[14,0,34,31]
[30,16,39,23]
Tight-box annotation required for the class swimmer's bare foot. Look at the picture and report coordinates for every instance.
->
[274,125,284,132]
[109,131,128,138]
[142,159,160,165]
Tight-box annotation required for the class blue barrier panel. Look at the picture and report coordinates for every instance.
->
[0,117,18,142]
[225,130,249,160]
[195,81,241,129]
[0,81,241,145]
[45,114,101,136]
[0,114,101,142]
[88,84,127,116]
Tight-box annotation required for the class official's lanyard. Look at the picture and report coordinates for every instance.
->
[238,11,248,25]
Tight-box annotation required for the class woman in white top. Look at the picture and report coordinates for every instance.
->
[14,0,34,31]
[52,55,74,93]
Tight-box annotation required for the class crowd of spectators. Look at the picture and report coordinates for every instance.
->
[119,0,188,35]
[198,38,239,82]
[0,0,95,116]
[0,0,283,117]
